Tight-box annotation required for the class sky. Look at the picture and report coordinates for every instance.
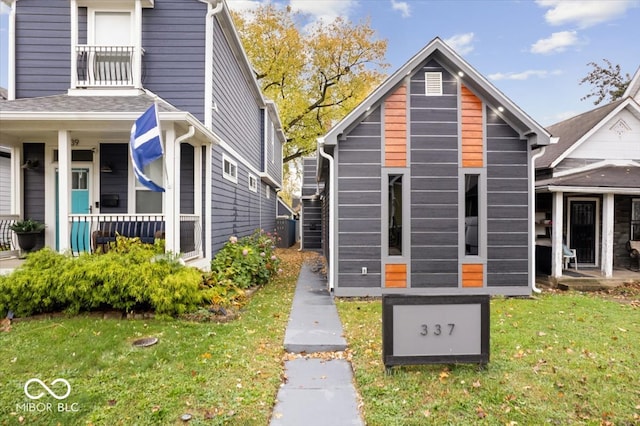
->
[1,0,639,127]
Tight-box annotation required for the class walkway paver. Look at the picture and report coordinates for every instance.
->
[271,261,364,426]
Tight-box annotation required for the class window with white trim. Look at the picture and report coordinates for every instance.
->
[135,159,163,213]
[271,124,275,164]
[425,72,443,96]
[222,154,237,183]
[248,174,258,192]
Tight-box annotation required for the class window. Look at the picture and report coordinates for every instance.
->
[248,174,258,192]
[425,72,443,96]
[135,160,163,213]
[632,199,640,240]
[388,174,403,256]
[270,124,275,164]
[464,174,479,255]
[222,154,237,183]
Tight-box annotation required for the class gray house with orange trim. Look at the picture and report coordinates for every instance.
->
[308,37,552,297]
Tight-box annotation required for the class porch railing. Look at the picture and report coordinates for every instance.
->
[179,214,203,260]
[68,214,202,260]
[0,215,19,257]
[75,45,136,87]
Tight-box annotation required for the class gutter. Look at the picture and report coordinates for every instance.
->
[317,139,335,291]
[530,146,546,294]
[203,0,224,130]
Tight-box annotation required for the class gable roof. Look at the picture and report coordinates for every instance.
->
[320,37,551,148]
[536,97,640,169]
[535,99,624,168]
[623,66,640,100]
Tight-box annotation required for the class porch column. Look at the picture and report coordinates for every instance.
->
[58,130,71,252]
[601,193,614,278]
[551,191,564,278]
[193,145,203,258]
[10,146,22,216]
[163,126,178,255]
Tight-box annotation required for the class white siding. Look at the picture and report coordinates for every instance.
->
[569,109,640,160]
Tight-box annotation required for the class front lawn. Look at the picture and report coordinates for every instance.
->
[0,248,314,426]
[337,291,640,425]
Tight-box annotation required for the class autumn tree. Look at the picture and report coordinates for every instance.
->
[580,59,631,105]
[231,5,388,165]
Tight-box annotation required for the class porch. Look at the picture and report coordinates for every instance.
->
[1,214,202,260]
[537,266,640,291]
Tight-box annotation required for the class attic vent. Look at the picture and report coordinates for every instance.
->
[425,72,443,96]
[609,118,631,138]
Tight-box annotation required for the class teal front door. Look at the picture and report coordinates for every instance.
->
[56,168,91,252]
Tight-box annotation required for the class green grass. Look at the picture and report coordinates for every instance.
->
[0,249,312,426]
[337,293,640,426]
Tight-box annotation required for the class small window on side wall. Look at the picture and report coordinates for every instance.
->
[222,154,237,184]
[388,174,403,256]
[464,174,479,256]
[248,174,258,192]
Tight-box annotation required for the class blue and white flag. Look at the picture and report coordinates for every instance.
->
[130,103,165,192]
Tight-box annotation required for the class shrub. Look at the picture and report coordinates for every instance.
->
[209,230,281,290]
[0,238,203,318]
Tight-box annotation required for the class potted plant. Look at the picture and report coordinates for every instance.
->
[10,218,45,253]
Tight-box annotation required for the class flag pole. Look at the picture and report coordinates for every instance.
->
[154,99,171,190]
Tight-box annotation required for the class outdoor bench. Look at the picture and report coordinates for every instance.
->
[91,221,165,252]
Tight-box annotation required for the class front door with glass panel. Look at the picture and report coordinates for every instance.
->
[56,168,91,252]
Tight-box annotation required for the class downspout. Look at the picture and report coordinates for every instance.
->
[530,146,546,294]
[8,0,17,99]
[204,0,224,130]
[317,140,335,291]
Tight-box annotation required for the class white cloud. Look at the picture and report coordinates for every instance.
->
[536,0,638,28]
[288,0,358,23]
[444,33,475,55]
[226,0,265,14]
[390,0,410,18]
[530,30,578,54]
[489,69,563,81]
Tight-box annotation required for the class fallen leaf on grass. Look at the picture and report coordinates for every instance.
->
[476,406,487,419]
[472,380,481,388]
[422,409,431,418]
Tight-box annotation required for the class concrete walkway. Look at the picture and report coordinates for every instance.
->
[270,262,364,426]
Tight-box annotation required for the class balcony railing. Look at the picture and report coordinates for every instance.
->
[68,214,202,260]
[76,45,135,87]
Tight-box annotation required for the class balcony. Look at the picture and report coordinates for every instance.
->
[75,45,140,88]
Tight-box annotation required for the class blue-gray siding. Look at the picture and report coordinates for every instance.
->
[410,61,459,288]
[142,0,207,121]
[99,143,129,214]
[486,109,529,287]
[336,108,382,288]
[210,145,276,254]
[211,17,262,171]
[15,0,70,98]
